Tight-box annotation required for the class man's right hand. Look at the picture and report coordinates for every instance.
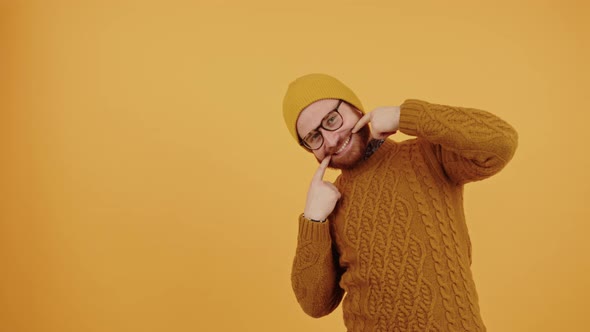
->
[303,156,341,222]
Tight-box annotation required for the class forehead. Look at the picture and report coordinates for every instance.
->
[296,99,339,138]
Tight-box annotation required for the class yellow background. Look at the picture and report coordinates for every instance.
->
[2,1,589,331]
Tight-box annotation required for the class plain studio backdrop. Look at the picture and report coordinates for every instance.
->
[1,1,589,331]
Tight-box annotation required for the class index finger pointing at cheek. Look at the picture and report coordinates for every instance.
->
[352,113,371,133]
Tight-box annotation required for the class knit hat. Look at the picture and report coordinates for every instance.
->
[282,73,364,143]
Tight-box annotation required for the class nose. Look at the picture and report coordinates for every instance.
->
[321,130,340,153]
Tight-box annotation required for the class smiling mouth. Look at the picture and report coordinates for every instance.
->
[334,135,351,155]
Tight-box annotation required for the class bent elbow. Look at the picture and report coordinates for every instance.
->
[477,131,519,170]
[292,279,343,318]
[299,299,339,318]
[303,306,331,319]
[496,123,519,162]
[498,135,518,164]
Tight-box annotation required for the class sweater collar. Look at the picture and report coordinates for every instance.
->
[342,139,397,176]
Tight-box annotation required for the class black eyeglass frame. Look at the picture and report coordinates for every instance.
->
[298,99,345,150]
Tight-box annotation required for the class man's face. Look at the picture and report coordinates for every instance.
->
[296,99,371,169]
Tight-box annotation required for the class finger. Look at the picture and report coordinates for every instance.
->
[352,113,371,133]
[313,155,331,183]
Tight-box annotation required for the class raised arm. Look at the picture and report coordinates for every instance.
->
[291,155,345,317]
[398,99,518,184]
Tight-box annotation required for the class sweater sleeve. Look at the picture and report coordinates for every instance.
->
[399,99,518,185]
[291,214,344,318]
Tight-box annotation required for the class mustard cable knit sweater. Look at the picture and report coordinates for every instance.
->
[291,99,518,332]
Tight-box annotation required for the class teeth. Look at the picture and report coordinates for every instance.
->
[336,136,351,154]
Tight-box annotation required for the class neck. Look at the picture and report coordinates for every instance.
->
[363,139,385,160]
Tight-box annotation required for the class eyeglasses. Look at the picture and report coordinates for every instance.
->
[299,100,344,150]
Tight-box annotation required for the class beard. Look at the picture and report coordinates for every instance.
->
[316,125,371,170]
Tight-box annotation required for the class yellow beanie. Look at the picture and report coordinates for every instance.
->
[282,73,364,143]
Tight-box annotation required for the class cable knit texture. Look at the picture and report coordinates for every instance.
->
[291,99,518,332]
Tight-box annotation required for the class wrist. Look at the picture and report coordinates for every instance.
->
[303,213,327,223]
[399,99,426,136]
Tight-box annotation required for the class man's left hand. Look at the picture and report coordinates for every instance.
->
[352,106,401,140]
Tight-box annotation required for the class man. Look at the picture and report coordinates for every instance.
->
[282,73,518,332]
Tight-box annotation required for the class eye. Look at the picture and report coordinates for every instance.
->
[310,131,322,142]
[306,131,322,144]
[324,112,340,128]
